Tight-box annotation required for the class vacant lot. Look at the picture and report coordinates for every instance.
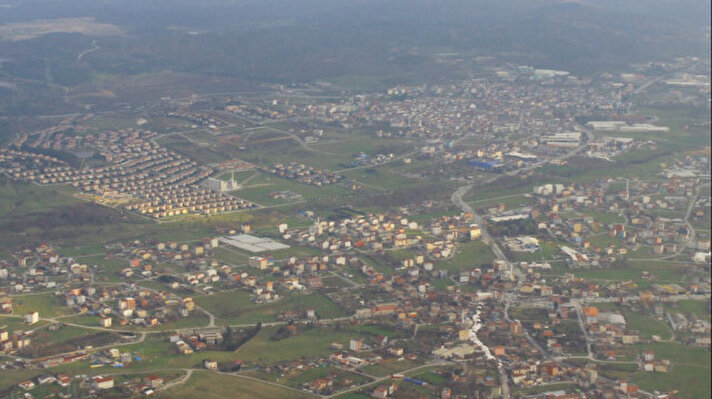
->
[437,240,497,272]
[195,291,346,325]
[160,370,316,399]
[361,357,424,377]
[11,293,71,318]
[629,342,711,399]
[235,326,357,365]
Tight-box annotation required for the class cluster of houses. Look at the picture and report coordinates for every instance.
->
[62,283,197,328]
[0,244,90,294]
[282,212,481,267]
[0,328,33,354]
[0,148,73,180]
[3,128,254,218]
[170,328,225,354]
[348,74,617,141]
[18,370,164,397]
[523,178,710,266]
[10,113,91,150]
[225,101,290,122]
[269,190,302,200]
[348,152,396,168]
[581,306,644,348]
[167,111,226,128]
[265,162,342,186]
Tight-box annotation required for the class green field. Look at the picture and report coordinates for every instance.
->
[629,342,711,399]
[507,240,563,263]
[284,367,370,387]
[437,240,497,272]
[11,293,71,318]
[0,316,48,334]
[665,300,710,320]
[341,167,425,191]
[159,370,316,399]
[235,326,357,364]
[195,291,347,325]
[333,393,372,399]
[468,193,536,211]
[251,366,372,389]
[579,210,627,226]
[210,247,251,265]
[543,259,688,286]
[56,244,106,257]
[515,382,576,396]
[62,311,210,331]
[0,179,80,219]
[34,324,99,344]
[310,134,415,157]
[464,186,533,203]
[0,177,251,253]
[361,358,423,377]
[621,310,673,340]
[234,173,354,204]
[78,253,130,282]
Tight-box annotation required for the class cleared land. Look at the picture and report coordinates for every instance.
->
[159,370,316,399]
[194,291,347,325]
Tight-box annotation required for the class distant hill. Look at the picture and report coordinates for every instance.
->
[0,0,708,93]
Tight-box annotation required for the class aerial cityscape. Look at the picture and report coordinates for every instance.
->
[0,1,709,398]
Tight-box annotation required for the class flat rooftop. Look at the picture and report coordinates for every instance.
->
[218,234,290,253]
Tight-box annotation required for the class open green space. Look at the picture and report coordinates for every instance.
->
[542,259,687,286]
[56,244,106,257]
[464,186,533,203]
[159,370,316,399]
[468,193,536,210]
[345,323,410,339]
[62,311,210,331]
[628,342,711,399]
[0,177,251,252]
[333,393,372,399]
[310,134,415,159]
[253,366,372,389]
[0,360,95,393]
[621,310,673,340]
[437,241,497,272]
[410,370,449,385]
[235,173,354,204]
[286,367,370,387]
[78,253,128,281]
[341,167,424,191]
[11,293,71,318]
[34,324,99,345]
[361,357,423,377]
[230,129,348,171]
[514,382,576,396]
[507,240,563,263]
[0,316,48,334]
[210,247,250,265]
[0,178,81,218]
[195,291,347,325]
[580,210,627,226]
[235,326,356,365]
[665,300,710,320]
